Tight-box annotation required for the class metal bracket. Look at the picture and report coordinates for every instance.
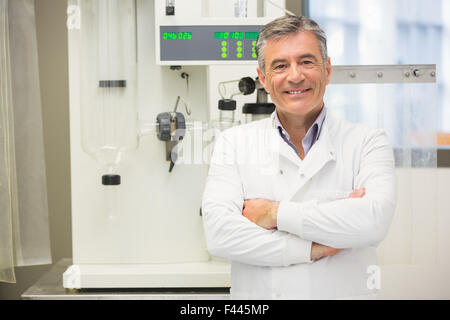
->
[62,265,81,289]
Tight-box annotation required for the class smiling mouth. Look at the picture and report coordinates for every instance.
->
[285,88,312,95]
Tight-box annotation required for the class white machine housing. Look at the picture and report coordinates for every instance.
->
[64,0,286,289]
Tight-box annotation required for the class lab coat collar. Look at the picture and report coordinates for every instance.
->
[269,112,301,166]
[269,110,337,199]
[269,109,336,168]
[301,112,336,177]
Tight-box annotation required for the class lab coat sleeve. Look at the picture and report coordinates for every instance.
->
[202,131,313,267]
[277,129,396,249]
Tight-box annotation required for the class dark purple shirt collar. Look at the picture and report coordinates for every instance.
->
[273,106,327,158]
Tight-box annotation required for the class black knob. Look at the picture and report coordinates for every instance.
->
[157,113,171,141]
[102,174,121,185]
[166,6,175,15]
[239,77,256,95]
[218,99,237,111]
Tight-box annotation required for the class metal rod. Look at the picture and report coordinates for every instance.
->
[330,64,436,84]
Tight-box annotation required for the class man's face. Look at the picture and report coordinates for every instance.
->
[257,31,331,120]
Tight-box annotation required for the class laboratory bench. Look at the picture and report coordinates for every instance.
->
[21,259,230,300]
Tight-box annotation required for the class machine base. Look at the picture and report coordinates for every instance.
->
[63,260,231,289]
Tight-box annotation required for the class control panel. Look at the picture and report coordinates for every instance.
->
[160,25,263,62]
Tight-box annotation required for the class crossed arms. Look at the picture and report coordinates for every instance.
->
[242,188,366,261]
[202,129,396,267]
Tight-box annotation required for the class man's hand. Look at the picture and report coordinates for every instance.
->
[310,242,343,261]
[242,199,279,230]
[348,187,366,198]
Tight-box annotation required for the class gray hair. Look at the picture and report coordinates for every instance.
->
[256,15,328,74]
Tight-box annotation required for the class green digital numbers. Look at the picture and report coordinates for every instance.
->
[163,32,192,40]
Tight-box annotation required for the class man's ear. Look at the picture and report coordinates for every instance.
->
[325,57,332,85]
[256,67,269,93]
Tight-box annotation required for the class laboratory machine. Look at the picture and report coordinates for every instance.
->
[63,0,438,296]
[63,0,279,290]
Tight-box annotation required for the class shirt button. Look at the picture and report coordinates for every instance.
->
[274,293,282,299]
[279,169,284,175]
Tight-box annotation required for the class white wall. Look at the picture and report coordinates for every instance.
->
[378,168,450,299]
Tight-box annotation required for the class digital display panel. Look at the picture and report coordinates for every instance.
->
[163,32,192,40]
[214,32,229,39]
[245,32,259,39]
[160,25,263,61]
[214,32,257,40]
[230,32,244,39]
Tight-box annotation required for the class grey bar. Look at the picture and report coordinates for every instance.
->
[99,80,127,88]
[438,149,450,168]
[330,65,436,84]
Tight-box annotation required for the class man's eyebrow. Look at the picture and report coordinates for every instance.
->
[269,54,319,68]
[299,53,318,61]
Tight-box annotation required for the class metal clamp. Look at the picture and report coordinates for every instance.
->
[156,111,186,172]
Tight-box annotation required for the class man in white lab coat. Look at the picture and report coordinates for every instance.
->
[201,15,396,299]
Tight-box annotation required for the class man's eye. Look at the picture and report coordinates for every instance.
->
[274,64,287,70]
[302,60,313,65]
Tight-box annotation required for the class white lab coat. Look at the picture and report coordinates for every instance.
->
[202,110,396,299]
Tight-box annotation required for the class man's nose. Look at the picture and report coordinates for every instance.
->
[286,64,305,83]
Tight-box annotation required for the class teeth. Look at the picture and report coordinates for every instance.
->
[288,89,309,94]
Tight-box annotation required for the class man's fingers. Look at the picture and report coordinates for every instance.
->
[311,242,343,261]
[348,187,365,198]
